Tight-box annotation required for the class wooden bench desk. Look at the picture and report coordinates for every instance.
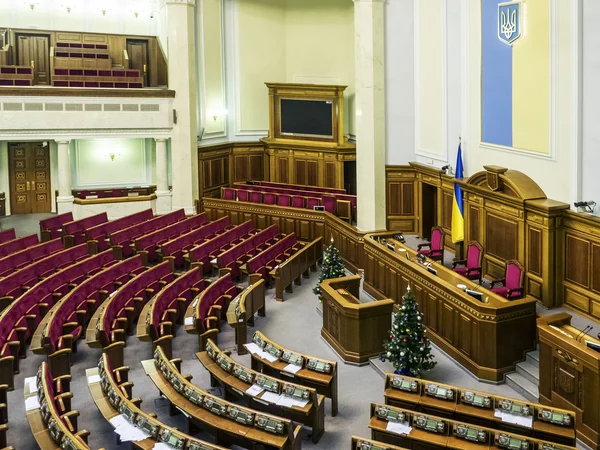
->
[351,435,408,450]
[225,275,266,355]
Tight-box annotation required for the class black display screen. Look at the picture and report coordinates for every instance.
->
[280,99,333,138]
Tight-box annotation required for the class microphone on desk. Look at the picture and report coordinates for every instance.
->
[576,325,593,342]
[579,326,594,342]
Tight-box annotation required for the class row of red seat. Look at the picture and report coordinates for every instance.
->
[186,220,256,272]
[0,238,64,278]
[62,212,109,247]
[110,209,186,259]
[87,209,154,253]
[251,180,346,195]
[0,244,90,305]
[98,261,174,347]
[0,234,39,259]
[246,234,302,280]
[40,256,147,359]
[0,250,116,389]
[217,224,284,279]
[133,213,209,264]
[0,229,16,245]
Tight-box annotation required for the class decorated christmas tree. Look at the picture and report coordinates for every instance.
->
[381,286,436,377]
[313,237,346,300]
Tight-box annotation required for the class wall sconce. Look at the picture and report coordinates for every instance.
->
[26,1,39,10]
[134,11,139,18]
[104,149,120,161]
[210,108,228,122]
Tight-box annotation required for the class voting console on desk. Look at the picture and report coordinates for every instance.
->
[537,313,600,450]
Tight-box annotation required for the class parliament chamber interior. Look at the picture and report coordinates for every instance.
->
[1,0,600,449]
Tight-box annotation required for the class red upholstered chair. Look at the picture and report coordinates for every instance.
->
[237,190,249,202]
[490,260,524,300]
[452,241,483,283]
[249,191,262,203]
[222,188,236,200]
[263,193,276,205]
[291,196,305,208]
[306,197,321,210]
[416,227,446,262]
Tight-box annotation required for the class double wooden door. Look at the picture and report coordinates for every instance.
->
[16,34,50,85]
[126,39,149,87]
[8,142,52,215]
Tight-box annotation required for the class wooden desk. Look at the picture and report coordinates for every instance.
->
[351,436,409,450]
[226,275,266,355]
[320,275,394,365]
[538,313,600,450]
[24,375,61,450]
[363,233,538,382]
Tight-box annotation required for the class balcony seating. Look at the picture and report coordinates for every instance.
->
[277,194,291,207]
[95,261,174,348]
[110,209,185,259]
[452,240,484,283]
[0,238,64,278]
[490,260,525,300]
[216,224,283,279]
[86,209,154,253]
[0,234,39,259]
[416,226,446,262]
[133,213,208,264]
[0,229,15,245]
[62,212,109,248]
[52,68,143,89]
[184,219,255,272]
[71,185,156,199]
[0,250,115,389]
[185,273,241,350]
[0,244,90,306]
[39,213,73,242]
[252,180,346,195]
[159,216,233,269]
[246,233,302,281]
[0,65,34,86]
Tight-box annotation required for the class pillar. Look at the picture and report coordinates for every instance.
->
[167,0,198,215]
[56,140,74,214]
[155,138,172,214]
[354,0,386,231]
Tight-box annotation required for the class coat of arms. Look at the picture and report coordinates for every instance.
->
[498,1,521,45]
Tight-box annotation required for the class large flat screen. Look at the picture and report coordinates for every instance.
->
[280,99,333,138]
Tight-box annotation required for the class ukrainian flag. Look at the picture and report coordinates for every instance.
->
[451,144,464,243]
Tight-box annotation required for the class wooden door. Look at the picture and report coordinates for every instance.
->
[8,142,52,215]
[17,34,50,85]
[127,40,149,87]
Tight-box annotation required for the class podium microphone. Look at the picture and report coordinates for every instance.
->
[576,325,592,342]
[579,326,594,342]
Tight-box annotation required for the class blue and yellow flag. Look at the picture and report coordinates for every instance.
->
[451,144,464,243]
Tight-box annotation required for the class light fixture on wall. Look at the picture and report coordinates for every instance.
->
[26,1,39,11]
[210,108,228,122]
[104,149,121,162]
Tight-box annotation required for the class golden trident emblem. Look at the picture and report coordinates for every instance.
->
[500,7,517,40]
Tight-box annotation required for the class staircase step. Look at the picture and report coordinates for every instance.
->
[505,372,539,403]
[526,349,539,368]
[516,360,539,385]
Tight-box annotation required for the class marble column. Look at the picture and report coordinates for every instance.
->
[56,140,74,214]
[354,0,386,231]
[155,138,172,214]
[167,0,198,215]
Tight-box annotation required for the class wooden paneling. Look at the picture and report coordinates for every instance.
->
[441,190,453,230]
[8,142,51,215]
[593,244,600,294]
[278,157,289,183]
[468,205,480,243]
[486,213,518,261]
[528,227,542,276]
[325,161,336,188]
[295,159,306,185]
[385,166,418,232]
[249,154,264,180]
[565,234,589,287]
[307,160,318,186]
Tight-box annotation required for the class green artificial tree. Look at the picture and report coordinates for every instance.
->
[381,286,436,377]
[313,237,346,300]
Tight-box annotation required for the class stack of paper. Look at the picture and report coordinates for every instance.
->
[25,396,40,411]
[153,444,174,450]
[184,317,194,326]
[277,395,309,408]
[283,364,301,374]
[244,343,278,362]
[110,415,150,442]
[261,391,282,403]
[494,409,533,428]
[24,376,37,394]
[246,385,264,396]
[88,374,102,384]
[386,421,412,435]
[262,353,279,363]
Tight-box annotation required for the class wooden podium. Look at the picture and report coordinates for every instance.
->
[538,313,600,450]
[321,275,394,365]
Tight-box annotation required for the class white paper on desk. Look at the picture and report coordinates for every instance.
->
[153,444,173,450]
[109,414,129,429]
[262,352,279,363]
[261,391,282,403]
[25,396,40,411]
[88,374,102,384]
[246,385,265,396]
[277,395,308,408]
[386,421,412,435]
[211,258,217,264]
[114,422,150,442]
[244,343,262,355]
[184,317,194,326]
[24,376,37,393]
[283,364,301,374]
[494,409,533,428]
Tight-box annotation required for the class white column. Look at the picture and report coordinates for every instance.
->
[167,0,198,215]
[56,140,74,214]
[155,138,172,214]
[354,0,387,231]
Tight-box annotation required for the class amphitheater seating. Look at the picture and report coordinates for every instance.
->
[271,237,322,302]
[158,216,232,269]
[0,250,115,389]
[133,213,208,264]
[225,275,266,354]
[40,212,73,242]
[0,234,39,259]
[110,209,185,259]
[0,238,64,278]
[27,362,93,450]
[0,229,15,245]
[62,213,109,248]
[94,261,174,348]
[0,65,34,86]
[86,209,154,253]
[52,68,144,89]
[245,233,302,281]
[217,224,283,279]
[184,219,255,272]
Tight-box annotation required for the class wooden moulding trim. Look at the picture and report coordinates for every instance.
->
[0,87,176,98]
[73,194,156,205]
